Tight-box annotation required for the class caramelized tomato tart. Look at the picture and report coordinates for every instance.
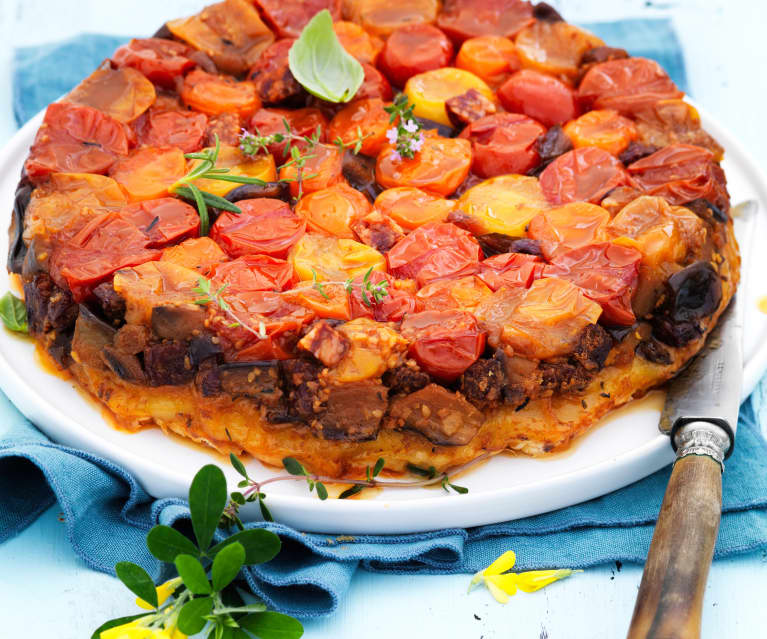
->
[8,0,739,479]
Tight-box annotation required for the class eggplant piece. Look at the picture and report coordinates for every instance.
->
[23,273,78,336]
[317,382,388,442]
[218,360,283,407]
[342,151,381,200]
[152,23,174,39]
[636,339,672,366]
[8,178,32,274]
[414,117,456,138]
[189,335,222,366]
[114,324,151,355]
[143,341,196,386]
[684,198,728,224]
[664,262,723,323]
[71,305,116,369]
[224,182,290,203]
[460,357,506,411]
[383,364,430,396]
[533,2,564,22]
[151,304,206,340]
[101,345,146,383]
[618,141,659,166]
[476,234,543,257]
[93,282,126,325]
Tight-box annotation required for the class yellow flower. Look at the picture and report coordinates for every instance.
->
[100,618,187,639]
[136,578,182,610]
[468,550,581,604]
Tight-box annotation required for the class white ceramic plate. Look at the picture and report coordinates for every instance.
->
[1,104,766,534]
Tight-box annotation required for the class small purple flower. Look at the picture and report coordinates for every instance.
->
[403,119,419,134]
[386,127,399,144]
[410,133,425,153]
[390,150,402,162]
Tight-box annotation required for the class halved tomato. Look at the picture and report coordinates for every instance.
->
[161,236,228,274]
[334,20,383,65]
[327,98,392,157]
[346,0,440,37]
[379,24,454,88]
[249,107,328,160]
[181,70,260,117]
[109,146,187,201]
[289,234,386,282]
[294,183,372,239]
[348,270,416,321]
[67,67,156,123]
[374,187,455,230]
[497,69,578,127]
[477,252,542,290]
[283,282,351,320]
[455,35,521,88]
[405,67,495,126]
[112,38,196,88]
[437,0,534,43]
[210,254,296,293]
[527,202,610,259]
[119,198,200,248]
[415,275,492,312]
[189,144,277,197]
[354,63,394,101]
[514,21,603,81]
[279,143,345,198]
[255,0,342,38]
[135,109,208,154]
[563,109,637,156]
[539,146,629,205]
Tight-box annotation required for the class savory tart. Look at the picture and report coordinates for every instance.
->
[7,0,739,478]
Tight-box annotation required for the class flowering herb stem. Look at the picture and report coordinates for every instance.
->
[193,277,267,340]
[384,94,424,160]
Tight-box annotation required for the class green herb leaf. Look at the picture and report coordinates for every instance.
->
[288,10,364,103]
[189,464,229,552]
[211,541,246,591]
[231,491,246,506]
[315,482,328,500]
[188,183,210,236]
[338,484,364,499]
[146,525,200,562]
[240,611,304,639]
[258,495,274,522]
[230,453,249,479]
[209,528,281,565]
[0,292,28,333]
[114,562,158,608]
[282,457,307,476]
[449,483,469,494]
[90,614,153,639]
[372,458,385,478]
[175,554,212,595]
[178,596,214,635]
[407,463,437,479]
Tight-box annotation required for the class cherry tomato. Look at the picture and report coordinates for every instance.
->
[376,134,472,196]
[387,222,481,285]
[161,237,228,274]
[578,57,683,115]
[181,70,260,117]
[348,270,416,321]
[135,109,208,153]
[477,252,542,290]
[437,0,534,43]
[25,103,129,181]
[626,143,729,210]
[374,187,455,230]
[334,21,383,65]
[459,113,545,177]
[563,109,637,156]
[112,38,196,88]
[109,146,187,201]
[455,36,521,88]
[290,233,386,281]
[210,254,295,294]
[327,98,392,157]
[379,24,454,88]
[539,146,629,205]
[119,198,200,248]
[354,63,394,101]
[295,183,372,238]
[204,112,243,147]
[405,67,495,126]
[255,0,342,38]
[346,0,440,38]
[514,21,603,82]
[67,67,155,124]
[210,198,306,258]
[190,144,276,197]
[246,39,303,105]
[497,69,577,127]
[167,0,275,75]
[284,282,351,320]
[400,310,486,381]
[415,275,492,312]
[279,143,345,198]
[527,202,610,259]
[543,242,641,326]
[249,107,328,159]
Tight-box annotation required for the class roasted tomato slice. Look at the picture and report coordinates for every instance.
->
[189,144,277,197]
[405,67,495,127]
[284,282,351,320]
[294,183,372,239]
[497,69,577,128]
[327,98,392,157]
[289,234,386,281]
[374,187,455,230]
[210,254,295,293]
[279,143,345,198]
[355,63,394,101]
[255,0,342,38]
[477,252,542,290]
[25,103,129,181]
[400,310,486,381]
[135,109,208,153]
[379,24,454,88]
[210,198,306,258]
[347,0,440,38]
[67,67,156,124]
[246,39,303,105]
[626,143,729,211]
[458,112,545,177]
[119,198,200,248]
[387,222,481,286]
[437,0,534,43]
[539,146,629,205]
[161,237,228,275]
[415,275,492,312]
[527,202,610,259]
[348,270,416,321]
[543,242,642,326]
[578,57,683,115]
[112,38,196,88]
[334,21,384,65]
[249,107,328,159]
[455,35,521,88]
[109,146,187,201]
[181,70,260,117]
[563,109,637,156]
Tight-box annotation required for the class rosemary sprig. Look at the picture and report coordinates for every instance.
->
[309,266,390,308]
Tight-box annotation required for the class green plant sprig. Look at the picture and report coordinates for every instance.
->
[193,277,267,340]
[93,464,303,639]
[384,94,424,161]
[309,266,390,308]
[0,291,28,333]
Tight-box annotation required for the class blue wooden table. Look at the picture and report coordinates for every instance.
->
[1,1,766,636]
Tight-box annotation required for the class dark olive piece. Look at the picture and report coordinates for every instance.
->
[477,234,543,257]
[684,198,728,224]
[636,339,672,366]
[532,125,573,175]
[533,2,564,22]
[665,261,723,323]
[619,141,659,166]
[579,45,630,67]
[414,117,457,138]
[342,150,381,200]
[224,182,290,203]
[151,23,174,39]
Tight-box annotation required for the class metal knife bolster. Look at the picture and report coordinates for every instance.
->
[672,420,733,471]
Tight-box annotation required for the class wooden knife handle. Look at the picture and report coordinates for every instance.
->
[626,422,730,639]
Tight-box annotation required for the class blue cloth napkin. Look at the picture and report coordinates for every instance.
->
[4,20,764,620]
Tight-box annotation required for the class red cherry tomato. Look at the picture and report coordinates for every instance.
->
[543,242,642,326]
[119,198,200,248]
[539,146,629,205]
[210,198,306,258]
[135,109,208,153]
[112,38,196,88]
[348,271,416,322]
[210,254,296,293]
[477,252,542,290]
[379,24,454,88]
[400,310,486,381]
[327,98,391,157]
[254,0,342,38]
[247,39,302,105]
[354,63,394,102]
[387,222,482,286]
[497,69,578,127]
[437,0,534,43]
[25,103,129,181]
[181,70,260,117]
[458,112,545,177]
[249,107,328,159]
[578,57,683,115]
[278,144,344,198]
[626,143,729,210]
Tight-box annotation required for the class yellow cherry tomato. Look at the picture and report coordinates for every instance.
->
[289,233,386,282]
[189,144,276,197]
[374,187,456,230]
[110,146,187,202]
[404,68,495,126]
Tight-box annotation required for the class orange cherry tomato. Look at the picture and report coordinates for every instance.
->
[437,0,534,43]
[373,187,455,230]
[539,146,629,205]
[249,107,328,160]
[135,109,208,153]
[255,0,342,38]
[181,69,260,117]
[477,252,542,291]
[527,202,611,259]
[327,98,392,157]
[514,21,603,82]
[458,112,545,177]
[210,198,306,258]
[497,69,578,127]
[284,282,351,320]
[376,135,472,196]
[348,270,416,321]
[379,24,454,88]
[563,109,638,156]
[161,237,228,274]
[415,275,492,312]
[109,146,187,201]
[112,38,196,88]
[279,144,345,198]
[119,198,200,247]
[67,67,155,124]
[354,63,394,101]
[543,242,642,326]
[578,57,683,115]
[25,103,129,181]
[294,183,372,238]
[387,222,481,286]
[246,39,303,105]
[334,21,384,65]
[210,254,296,293]
[455,35,521,87]
[400,310,486,381]
[346,0,440,38]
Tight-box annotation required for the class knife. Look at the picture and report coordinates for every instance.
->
[626,200,757,639]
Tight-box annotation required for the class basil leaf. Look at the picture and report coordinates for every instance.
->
[146,525,200,562]
[114,561,158,608]
[211,541,245,591]
[0,292,28,333]
[209,528,281,565]
[288,10,364,103]
[178,596,214,635]
[189,464,228,552]
[175,554,212,595]
[90,614,152,639]
[240,611,304,639]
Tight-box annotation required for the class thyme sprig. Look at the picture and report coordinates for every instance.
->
[193,277,267,340]
[384,93,424,160]
[309,266,390,308]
